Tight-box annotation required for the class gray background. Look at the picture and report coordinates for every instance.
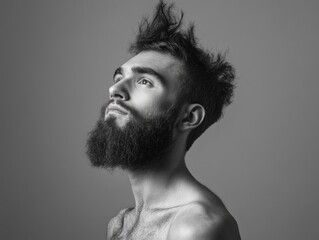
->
[1,0,319,239]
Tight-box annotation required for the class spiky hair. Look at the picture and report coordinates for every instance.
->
[129,0,236,151]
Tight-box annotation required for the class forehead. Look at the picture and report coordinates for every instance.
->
[122,51,185,86]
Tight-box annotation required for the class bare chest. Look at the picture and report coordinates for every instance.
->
[109,208,179,240]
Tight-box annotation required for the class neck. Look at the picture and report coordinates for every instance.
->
[127,150,193,213]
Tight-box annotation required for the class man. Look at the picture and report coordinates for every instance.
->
[86,1,241,239]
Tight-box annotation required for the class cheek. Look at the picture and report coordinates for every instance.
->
[131,91,173,115]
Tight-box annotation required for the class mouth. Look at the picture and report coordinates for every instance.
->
[105,104,129,117]
[108,109,127,115]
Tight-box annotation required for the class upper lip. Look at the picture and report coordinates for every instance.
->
[107,104,128,115]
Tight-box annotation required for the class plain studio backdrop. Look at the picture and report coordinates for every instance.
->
[1,0,319,239]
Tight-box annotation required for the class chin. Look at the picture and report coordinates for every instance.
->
[105,112,130,127]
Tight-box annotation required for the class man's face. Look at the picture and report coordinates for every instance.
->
[86,51,185,171]
[106,50,184,126]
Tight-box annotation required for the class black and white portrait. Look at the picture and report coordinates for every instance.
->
[1,0,319,240]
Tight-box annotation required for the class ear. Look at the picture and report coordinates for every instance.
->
[177,104,205,132]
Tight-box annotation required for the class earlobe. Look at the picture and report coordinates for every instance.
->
[178,104,205,131]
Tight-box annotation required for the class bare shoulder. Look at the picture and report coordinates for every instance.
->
[167,201,241,240]
[106,208,132,240]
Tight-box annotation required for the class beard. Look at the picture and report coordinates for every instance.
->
[86,101,180,172]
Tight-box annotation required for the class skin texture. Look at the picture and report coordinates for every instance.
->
[105,51,241,240]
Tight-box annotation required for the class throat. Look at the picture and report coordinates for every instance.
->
[128,160,193,211]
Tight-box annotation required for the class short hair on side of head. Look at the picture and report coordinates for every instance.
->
[129,0,236,151]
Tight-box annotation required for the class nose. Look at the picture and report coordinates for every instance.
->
[109,81,129,101]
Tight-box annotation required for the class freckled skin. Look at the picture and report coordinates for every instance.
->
[105,51,241,240]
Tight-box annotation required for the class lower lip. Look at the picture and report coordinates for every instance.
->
[107,110,127,115]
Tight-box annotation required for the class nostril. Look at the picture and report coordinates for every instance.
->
[113,93,124,99]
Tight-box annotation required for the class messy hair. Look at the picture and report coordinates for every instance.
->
[129,0,236,151]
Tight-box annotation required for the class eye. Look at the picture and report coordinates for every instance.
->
[137,78,153,87]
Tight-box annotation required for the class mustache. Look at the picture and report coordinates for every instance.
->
[100,100,140,119]
[110,100,131,112]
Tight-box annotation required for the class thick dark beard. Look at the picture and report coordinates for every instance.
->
[86,102,180,172]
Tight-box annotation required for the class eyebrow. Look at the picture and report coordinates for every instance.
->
[113,66,167,85]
